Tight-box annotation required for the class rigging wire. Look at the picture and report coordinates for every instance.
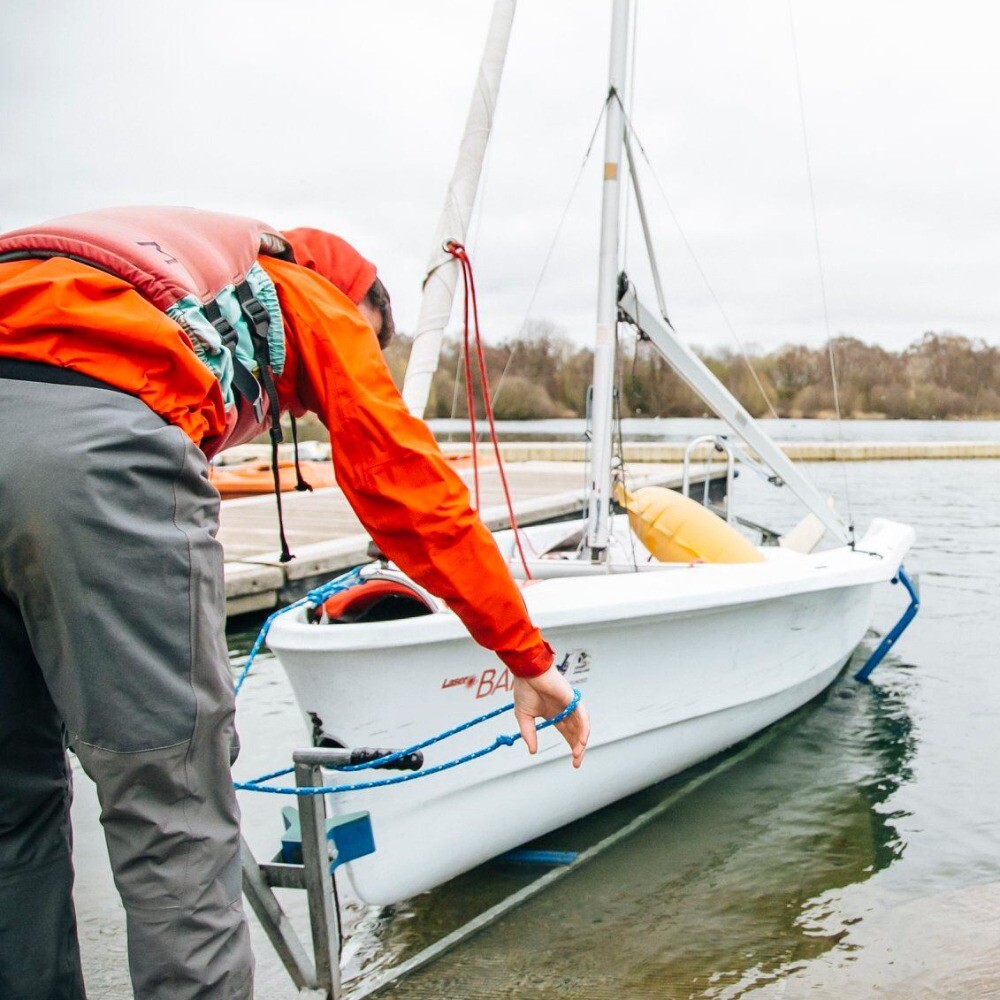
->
[786,0,854,531]
[447,346,465,431]
[620,113,781,422]
[449,141,495,437]
[489,99,609,412]
[612,0,641,559]
[621,0,641,271]
[614,382,641,570]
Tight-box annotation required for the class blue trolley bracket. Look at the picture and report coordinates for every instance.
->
[854,565,920,682]
[279,806,376,870]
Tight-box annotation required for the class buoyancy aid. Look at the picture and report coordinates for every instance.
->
[0,206,292,433]
[0,234,556,677]
[0,206,320,556]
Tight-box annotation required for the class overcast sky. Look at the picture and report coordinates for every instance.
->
[2,1,997,353]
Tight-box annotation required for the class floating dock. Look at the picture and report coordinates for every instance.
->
[219,436,999,616]
[220,460,708,617]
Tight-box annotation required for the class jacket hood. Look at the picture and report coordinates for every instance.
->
[281,227,377,305]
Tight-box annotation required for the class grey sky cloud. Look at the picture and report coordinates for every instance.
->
[1,0,996,354]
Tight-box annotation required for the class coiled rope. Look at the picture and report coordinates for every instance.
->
[232,567,582,796]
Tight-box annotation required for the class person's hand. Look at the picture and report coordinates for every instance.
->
[512,666,589,768]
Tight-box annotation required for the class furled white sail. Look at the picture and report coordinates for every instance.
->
[586,0,632,555]
[401,0,516,418]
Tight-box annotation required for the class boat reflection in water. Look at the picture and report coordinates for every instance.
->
[342,651,916,998]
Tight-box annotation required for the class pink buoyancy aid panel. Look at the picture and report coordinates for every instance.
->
[0,205,289,311]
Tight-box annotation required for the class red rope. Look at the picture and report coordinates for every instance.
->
[445,241,532,580]
[458,250,480,509]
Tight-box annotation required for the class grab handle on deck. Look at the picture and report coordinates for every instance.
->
[682,434,736,521]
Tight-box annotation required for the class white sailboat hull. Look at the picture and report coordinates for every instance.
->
[268,516,913,905]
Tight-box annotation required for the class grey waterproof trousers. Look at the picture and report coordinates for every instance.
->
[0,372,253,999]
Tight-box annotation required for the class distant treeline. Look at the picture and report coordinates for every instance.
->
[383,324,1000,420]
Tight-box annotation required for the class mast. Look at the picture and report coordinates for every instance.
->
[586,0,631,557]
[402,0,517,418]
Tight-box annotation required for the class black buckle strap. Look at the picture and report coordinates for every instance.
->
[202,297,237,344]
[233,280,295,562]
[234,281,283,445]
[234,281,271,363]
[237,288,271,344]
[203,298,266,422]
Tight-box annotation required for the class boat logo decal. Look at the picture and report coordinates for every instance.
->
[451,651,591,700]
[556,650,591,685]
[441,674,478,691]
[474,667,515,699]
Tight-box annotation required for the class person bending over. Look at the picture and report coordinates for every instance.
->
[0,207,588,1000]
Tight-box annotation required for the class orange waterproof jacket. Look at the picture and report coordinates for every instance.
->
[0,253,553,678]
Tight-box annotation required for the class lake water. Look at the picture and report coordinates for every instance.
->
[71,457,1000,998]
[429,416,1000,444]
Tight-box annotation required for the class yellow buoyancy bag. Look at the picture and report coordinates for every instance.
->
[615,484,765,564]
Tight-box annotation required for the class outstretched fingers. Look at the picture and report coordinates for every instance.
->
[511,670,589,767]
[516,707,539,755]
[557,701,590,768]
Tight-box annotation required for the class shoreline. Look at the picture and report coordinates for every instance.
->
[223,439,1000,467]
[217,447,996,619]
[455,440,1000,462]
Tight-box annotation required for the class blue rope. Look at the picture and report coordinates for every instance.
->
[234,689,582,796]
[232,568,362,696]
[232,566,584,796]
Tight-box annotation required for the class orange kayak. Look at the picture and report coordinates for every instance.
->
[441,450,495,472]
[212,451,488,498]
[210,459,339,499]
